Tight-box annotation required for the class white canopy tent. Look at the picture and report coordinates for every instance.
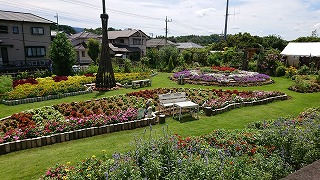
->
[281,42,320,67]
[281,42,320,57]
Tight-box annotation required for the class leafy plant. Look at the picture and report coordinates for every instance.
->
[0,75,12,97]
[276,66,286,77]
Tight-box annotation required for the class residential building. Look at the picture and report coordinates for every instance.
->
[68,31,100,65]
[108,29,149,60]
[0,10,54,72]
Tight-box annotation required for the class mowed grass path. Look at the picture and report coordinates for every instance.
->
[0,73,319,180]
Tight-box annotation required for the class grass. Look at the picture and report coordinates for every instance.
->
[0,73,319,180]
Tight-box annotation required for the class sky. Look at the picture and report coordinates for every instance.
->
[1,0,320,40]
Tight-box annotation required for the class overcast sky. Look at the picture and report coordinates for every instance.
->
[1,0,320,40]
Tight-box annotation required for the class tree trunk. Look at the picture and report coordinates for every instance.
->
[96,13,116,89]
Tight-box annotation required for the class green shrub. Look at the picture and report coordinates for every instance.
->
[248,61,257,72]
[84,64,98,74]
[276,66,286,77]
[0,75,13,96]
[297,65,310,75]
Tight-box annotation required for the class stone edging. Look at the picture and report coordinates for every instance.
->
[0,116,157,155]
[204,94,288,116]
[1,89,93,106]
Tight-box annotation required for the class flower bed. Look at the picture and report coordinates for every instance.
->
[3,75,95,101]
[172,68,273,86]
[126,88,287,115]
[40,107,320,179]
[288,75,320,93]
[0,88,287,154]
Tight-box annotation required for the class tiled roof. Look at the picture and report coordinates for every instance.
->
[146,39,177,48]
[177,42,204,49]
[0,10,54,24]
[69,31,100,41]
[108,29,149,39]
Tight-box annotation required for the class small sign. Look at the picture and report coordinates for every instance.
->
[137,108,145,120]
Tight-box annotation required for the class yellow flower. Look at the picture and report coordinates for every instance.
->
[87,174,92,178]
[102,150,106,153]
[92,155,96,158]
[66,161,71,165]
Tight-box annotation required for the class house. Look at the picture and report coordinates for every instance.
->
[176,42,204,52]
[68,31,101,65]
[281,42,320,68]
[146,38,177,50]
[108,29,149,60]
[0,10,54,72]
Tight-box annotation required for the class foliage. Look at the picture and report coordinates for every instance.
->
[49,33,76,76]
[292,36,320,42]
[257,48,282,76]
[41,107,320,179]
[207,52,223,66]
[0,75,13,97]
[248,60,257,72]
[222,47,244,67]
[87,38,100,65]
[84,64,99,74]
[158,46,179,71]
[276,66,287,77]
[146,48,159,68]
[297,65,310,75]
[123,58,132,73]
[289,75,320,93]
[262,35,288,50]
[166,56,175,72]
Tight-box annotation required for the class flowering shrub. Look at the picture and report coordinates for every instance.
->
[52,76,68,82]
[3,75,94,100]
[41,107,320,179]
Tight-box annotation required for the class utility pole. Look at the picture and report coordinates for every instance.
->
[54,13,59,32]
[224,0,229,40]
[165,16,172,45]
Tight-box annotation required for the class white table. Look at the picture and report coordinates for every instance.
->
[173,101,199,121]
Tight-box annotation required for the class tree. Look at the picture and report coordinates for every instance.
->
[50,24,76,34]
[158,46,179,71]
[87,38,100,65]
[49,32,76,76]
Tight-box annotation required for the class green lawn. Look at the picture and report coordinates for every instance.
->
[0,73,319,180]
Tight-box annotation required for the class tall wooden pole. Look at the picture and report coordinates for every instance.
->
[96,0,116,89]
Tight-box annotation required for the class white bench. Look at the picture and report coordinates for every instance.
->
[132,79,151,89]
[158,92,199,120]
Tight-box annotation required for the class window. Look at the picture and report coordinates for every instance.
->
[12,26,19,34]
[26,47,46,57]
[31,27,44,35]
[120,39,125,43]
[0,25,8,33]
[81,51,86,57]
[133,38,143,45]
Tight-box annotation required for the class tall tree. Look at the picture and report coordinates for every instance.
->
[49,33,76,76]
[96,1,116,90]
[87,38,100,65]
[50,24,76,34]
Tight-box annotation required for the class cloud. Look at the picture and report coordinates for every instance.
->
[194,7,216,18]
[314,23,320,29]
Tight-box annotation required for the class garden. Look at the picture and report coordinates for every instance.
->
[0,72,319,180]
[0,32,320,179]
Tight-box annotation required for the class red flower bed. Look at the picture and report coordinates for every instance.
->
[13,78,38,87]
